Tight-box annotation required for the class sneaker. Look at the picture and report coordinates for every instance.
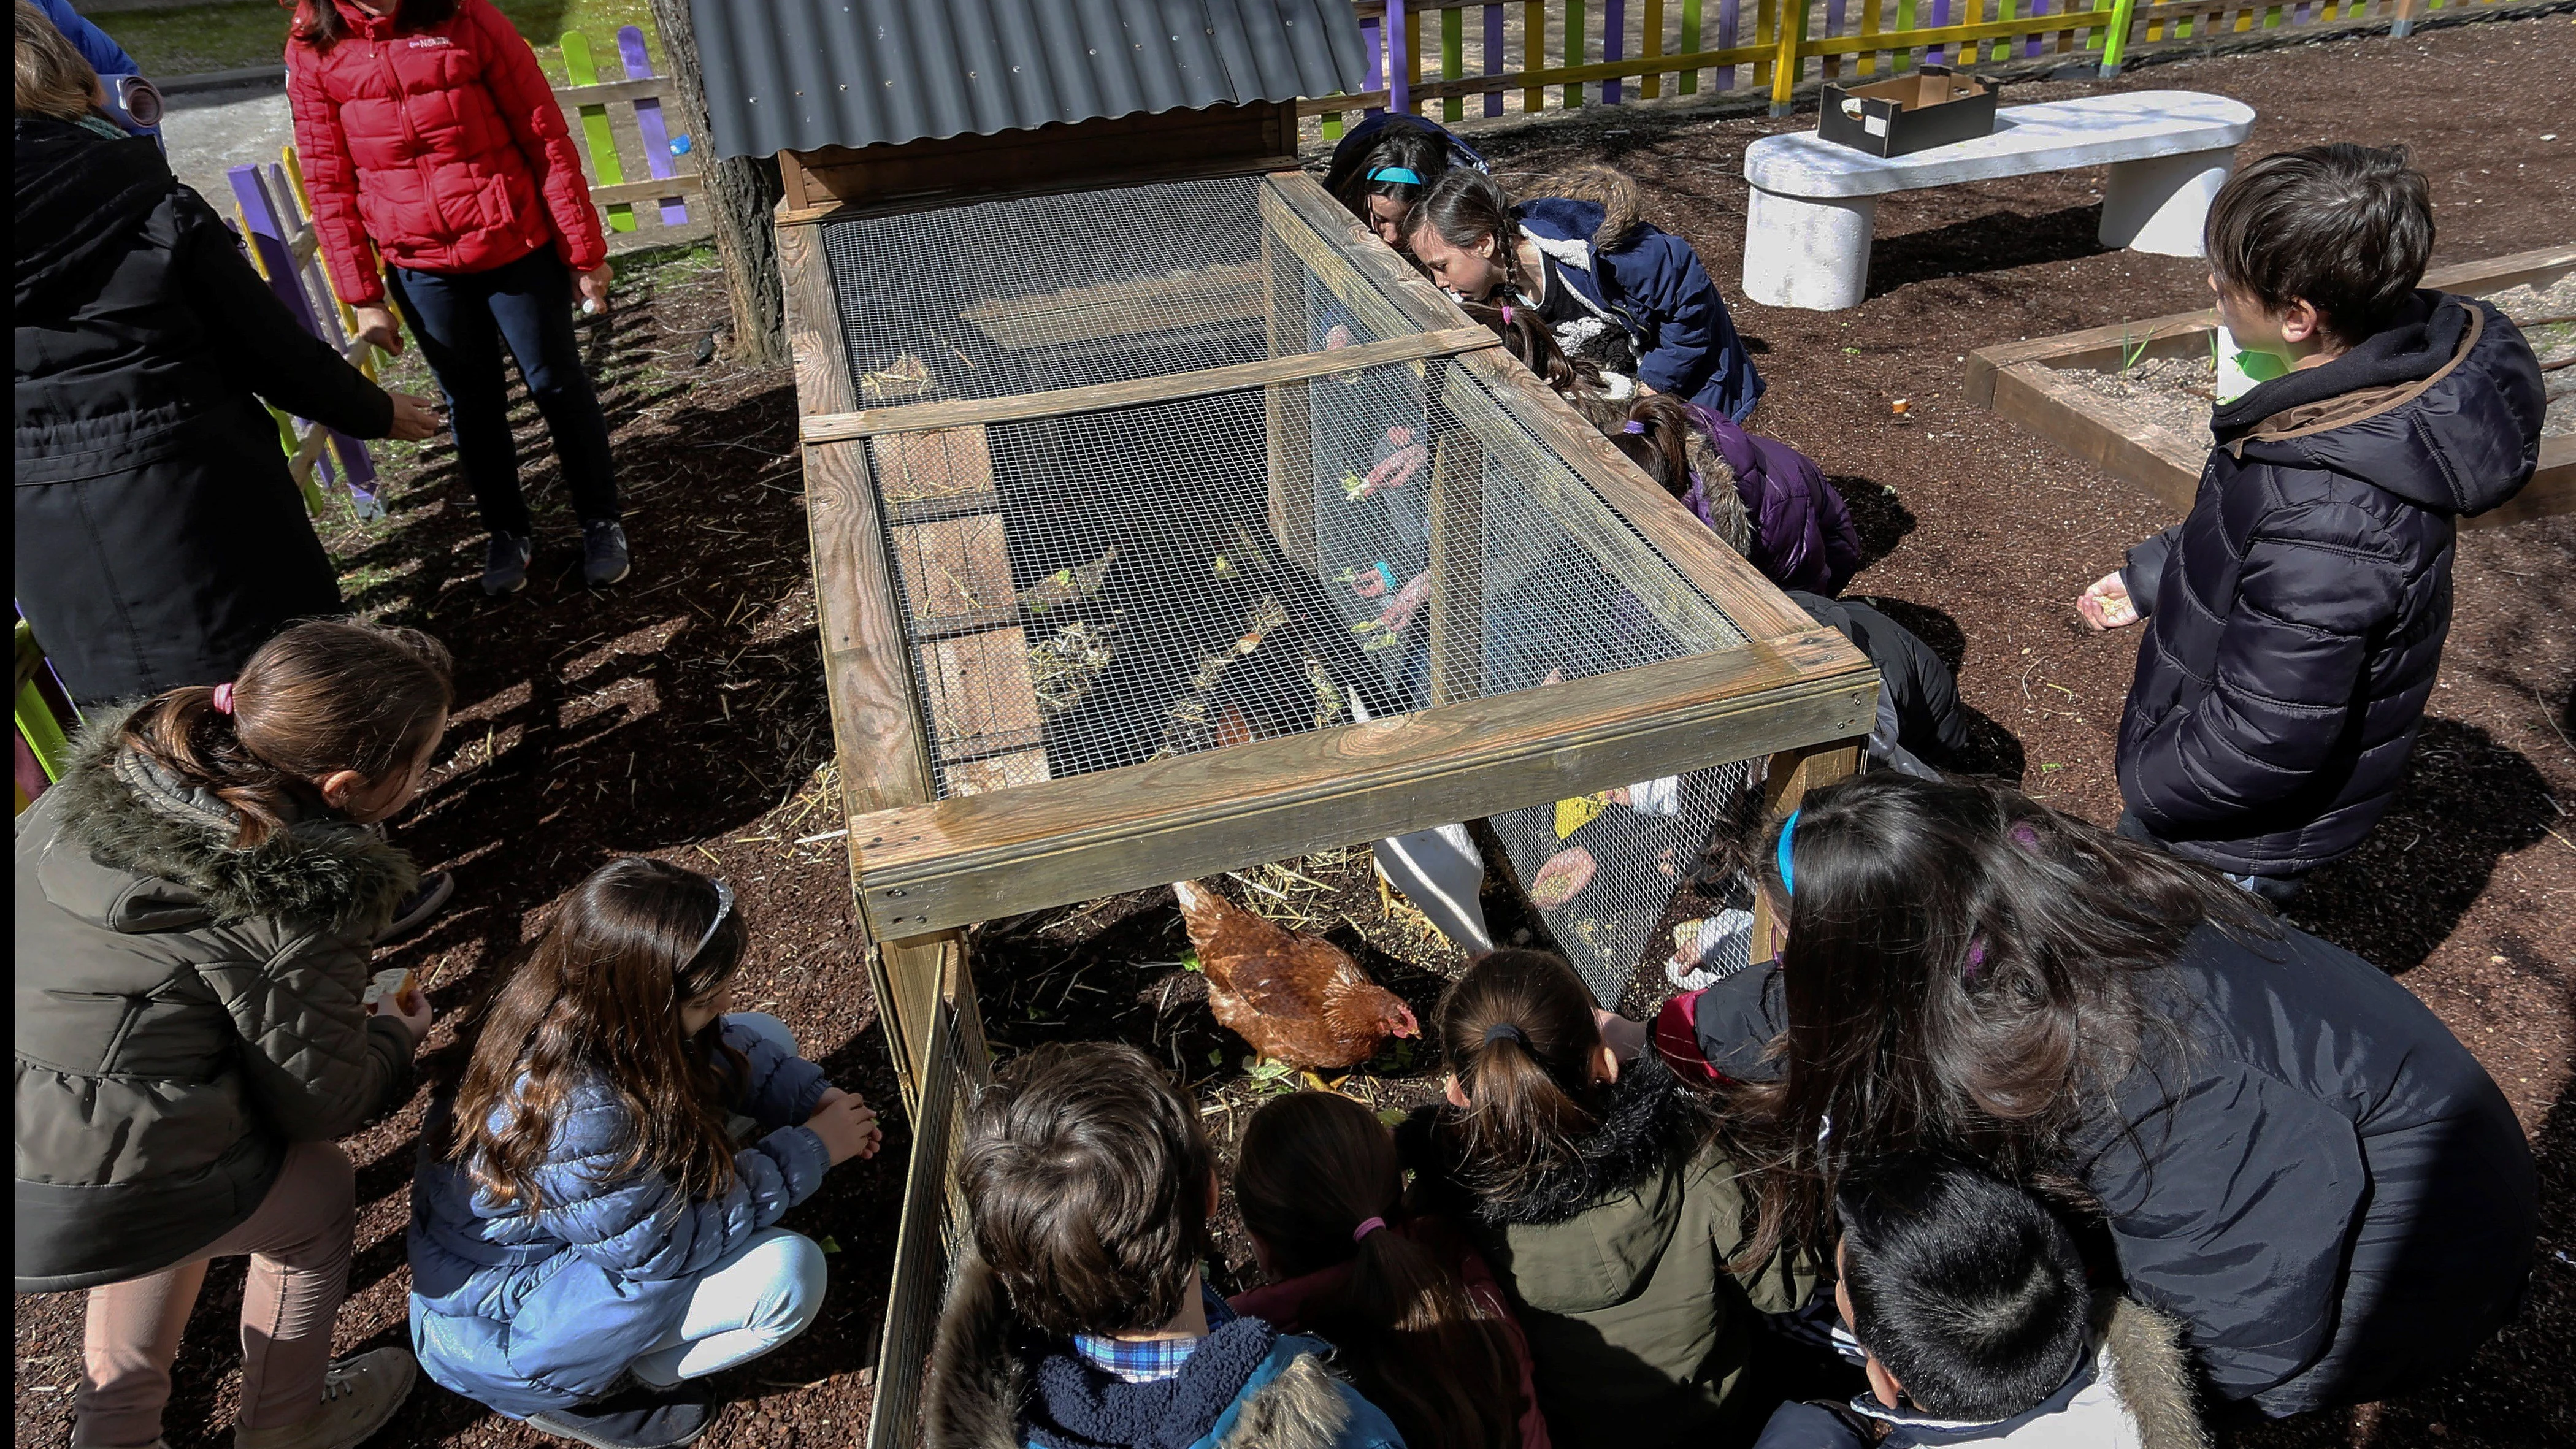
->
[375,870,454,946]
[581,520,631,587]
[232,1347,416,1449]
[482,533,534,596]
[526,1379,713,1449]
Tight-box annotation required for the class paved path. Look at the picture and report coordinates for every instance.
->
[162,80,291,210]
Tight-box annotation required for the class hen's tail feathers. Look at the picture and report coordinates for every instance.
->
[1551,163,1644,251]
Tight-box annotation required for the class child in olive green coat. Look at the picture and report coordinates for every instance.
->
[1401,951,1814,1449]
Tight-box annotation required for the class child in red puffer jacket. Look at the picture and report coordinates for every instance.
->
[286,0,632,595]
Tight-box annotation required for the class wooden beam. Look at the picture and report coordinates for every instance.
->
[1989,362,2204,513]
[1261,172,1474,334]
[848,630,1879,938]
[585,173,705,208]
[800,327,1500,442]
[775,101,1300,226]
[1427,423,1485,705]
[1449,348,1824,646]
[1750,739,1865,964]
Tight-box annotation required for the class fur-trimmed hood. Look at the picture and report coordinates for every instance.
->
[1825,1298,2206,1449]
[926,1257,1403,1449]
[38,705,415,936]
[1413,1046,1712,1229]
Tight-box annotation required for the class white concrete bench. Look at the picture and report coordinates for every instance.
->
[1741,90,2256,311]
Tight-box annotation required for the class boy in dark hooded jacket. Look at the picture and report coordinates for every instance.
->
[2079,144,2545,898]
[925,1043,1405,1449]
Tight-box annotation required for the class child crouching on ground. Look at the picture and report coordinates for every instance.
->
[1232,1090,1546,1449]
[410,858,883,1449]
[1754,1154,2205,1449]
[1401,950,1811,1449]
[928,1043,1406,1449]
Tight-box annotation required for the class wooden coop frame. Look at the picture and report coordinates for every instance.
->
[773,101,1876,1445]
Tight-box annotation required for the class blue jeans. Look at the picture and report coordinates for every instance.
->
[385,248,620,538]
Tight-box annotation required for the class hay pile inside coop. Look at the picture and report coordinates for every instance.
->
[2064,274,2576,444]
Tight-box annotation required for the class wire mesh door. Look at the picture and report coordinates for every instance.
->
[867,952,988,1449]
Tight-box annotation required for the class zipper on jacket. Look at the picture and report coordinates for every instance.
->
[374,34,447,255]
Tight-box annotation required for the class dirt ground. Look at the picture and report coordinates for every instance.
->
[15,13,2574,1449]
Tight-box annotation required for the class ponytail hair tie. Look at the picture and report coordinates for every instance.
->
[1965,939,1988,980]
[1352,1216,1389,1242]
[1500,302,1514,324]
[210,683,237,716]
[1482,1022,1527,1048]
[1621,419,1648,435]
[2009,823,2041,849]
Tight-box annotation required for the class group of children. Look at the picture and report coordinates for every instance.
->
[15,78,2549,1449]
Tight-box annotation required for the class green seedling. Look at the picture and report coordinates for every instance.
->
[1378,1107,1409,1128]
[1180,949,1203,974]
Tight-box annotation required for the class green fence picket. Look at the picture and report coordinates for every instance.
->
[561,30,635,234]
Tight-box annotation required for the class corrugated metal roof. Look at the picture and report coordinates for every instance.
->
[691,0,1368,159]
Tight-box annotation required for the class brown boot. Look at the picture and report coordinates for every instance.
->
[232,1347,416,1449]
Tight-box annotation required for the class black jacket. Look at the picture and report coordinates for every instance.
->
[14,116,393,707]
[1788,592,1966,778]
[15,711,418,1293]
[1687,922,2536,1417]
[2115,293,2544,876]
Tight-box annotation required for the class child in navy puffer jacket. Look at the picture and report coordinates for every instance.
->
[410,858,883,1447]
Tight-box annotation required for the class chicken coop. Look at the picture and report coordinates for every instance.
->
[693,3,1875,1439]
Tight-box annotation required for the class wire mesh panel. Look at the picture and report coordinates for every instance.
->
[866,971,986,1449]
[821,174,1425,405]
[854,352,1758,801]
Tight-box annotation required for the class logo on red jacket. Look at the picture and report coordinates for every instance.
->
[407,35,453,48]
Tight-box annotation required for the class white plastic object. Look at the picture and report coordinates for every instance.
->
[1346,682,1495,952]
[2212,325,2288,404]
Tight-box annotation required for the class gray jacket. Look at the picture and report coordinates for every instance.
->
[14,710,418,1293]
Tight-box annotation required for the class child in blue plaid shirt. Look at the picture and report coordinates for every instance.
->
[924,1042,1408,1449]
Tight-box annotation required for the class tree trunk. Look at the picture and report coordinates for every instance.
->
[644,0,785,365]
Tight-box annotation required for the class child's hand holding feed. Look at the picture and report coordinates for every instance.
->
[2077,571,2139,631]
[808,1088,883,1164]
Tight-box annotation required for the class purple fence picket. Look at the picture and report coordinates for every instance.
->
[1362,13,1384,115]
[228,162,377,509]
[1387,0,1412,114]
[1484,3,1505,115]
[617,26,689,226]
[1603,0,1626,103]
[2023,0,2049,56]
[1926,0,1953,61]
[1717,0,1741,88]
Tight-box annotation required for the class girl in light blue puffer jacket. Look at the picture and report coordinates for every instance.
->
[408,858,884,1447]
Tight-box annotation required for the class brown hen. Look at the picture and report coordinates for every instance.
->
[1173,879,1419,1077]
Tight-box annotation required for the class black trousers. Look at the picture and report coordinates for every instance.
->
[386,248,619,537]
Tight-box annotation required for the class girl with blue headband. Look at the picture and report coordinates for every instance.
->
[1653,773,2536,1426]
[1323,114,1489,254]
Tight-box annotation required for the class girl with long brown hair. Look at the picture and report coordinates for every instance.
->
[1402,951,1808,1449]
[1658,773,2537,1422]
[16,619,451,1449]
[1230,1091,1544,1449]
[410,858,883,1443]
[1405,166,1765,422]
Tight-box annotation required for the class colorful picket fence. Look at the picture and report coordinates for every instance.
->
[556,25,702,239]
[15,610,77,815]
[1312,0,2518,124]
[229,151,386,522]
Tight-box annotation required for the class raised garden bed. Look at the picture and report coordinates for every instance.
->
[1965,245,2575,528]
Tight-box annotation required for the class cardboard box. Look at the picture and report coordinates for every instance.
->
[1817,66,2001,158]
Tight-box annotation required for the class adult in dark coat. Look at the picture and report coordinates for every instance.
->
[13,99,434,706]
[1652,774,2536,1421]
[2105,291,2543,884]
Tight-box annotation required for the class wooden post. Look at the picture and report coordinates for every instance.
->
[1750,738,1863,963]
[644,0,784,363]
[1427,421,1484,705]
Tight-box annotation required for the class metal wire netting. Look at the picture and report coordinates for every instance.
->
[821,174,1417,404]
[859,354,1752,801]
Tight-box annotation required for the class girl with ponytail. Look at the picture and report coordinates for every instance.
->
[1403,951,1812,1449]
[17,619,454,1449]
[1232,1091,1543,1449]
[1406,166,1766,422]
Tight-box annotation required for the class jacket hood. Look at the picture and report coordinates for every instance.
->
[13,116,174,313]
[1517,198,1605,272]
[1415,1047,1709,1232]
[1853,1299,2204,1449]
[927,1256,1365,1449]
[39,706,416,935]
[2218,292,2545,517]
